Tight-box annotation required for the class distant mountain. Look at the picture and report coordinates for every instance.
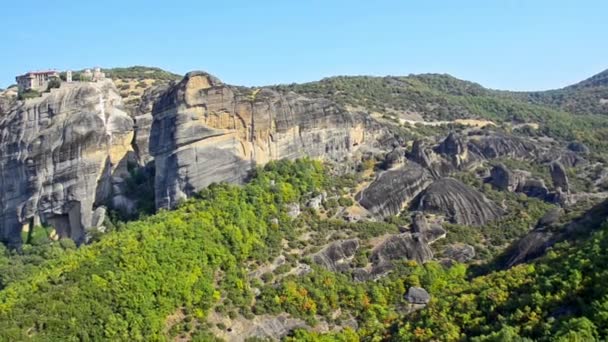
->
[567,69,608,89]
[501,69,608,115]
[273,68,608,119]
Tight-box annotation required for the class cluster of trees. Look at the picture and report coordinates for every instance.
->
[0,159,327,340]
[2,157,608,341]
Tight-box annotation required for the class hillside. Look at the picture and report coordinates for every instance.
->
[1,159,607,341]
[2,67,608,341]
[273,70,608,154]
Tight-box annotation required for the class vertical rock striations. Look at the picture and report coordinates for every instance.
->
[149,71,379,209]
[0,81,134,245]
[415,178,504,226]
[357,163,432,217]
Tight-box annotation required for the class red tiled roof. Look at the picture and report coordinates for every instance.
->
[20,70,59,76]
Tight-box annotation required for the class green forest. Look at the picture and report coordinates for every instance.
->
[0,159,607,341]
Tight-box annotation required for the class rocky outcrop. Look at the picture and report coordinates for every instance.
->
[489,164,550,199]
[467,133,537,160]
[444,243,476,262]
[405,287,430,305]
[520,179,549,199]
[370,233,434,265]
[0,81,134,245]
[435,132,469,168]
[383,147,406,169]
[504,201,608,268]
[415,178,504,226]
[357,163,432,216]
[312,239,359,272]
[489,163,528,192]
[550,161,570,192]
[149,72,380,209]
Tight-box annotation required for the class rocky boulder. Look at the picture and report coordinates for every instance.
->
[415,178,504,226]
[312,239,359,272]
[383,147,406,169]
[405,287,431,305]
[520,179,549,199]
[370,233,434,265]
[444,243,476,262]
[467,133,537,160]
[358,163,432,217]
[550,161,570,192]
[567,141,590,154]
[435,132,468,168]
[489,163,528,192]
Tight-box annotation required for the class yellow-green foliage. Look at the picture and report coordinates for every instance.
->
[0,159,325,341]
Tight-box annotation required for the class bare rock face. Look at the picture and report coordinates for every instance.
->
[370,233,434,265]
[444,243,476,262]
[0,81,134,245]
[312,239,359,272]
[149,72,379,209]
[357,163,432,217]
[489,163,527,192]
[550,161,570,192]
[415,178,504,226]
[405,286,430,305]
[467,133,537,160]
[132,83,174,165]
[567,141,590,155]
[520,179,549,199]
[435,132,469,168]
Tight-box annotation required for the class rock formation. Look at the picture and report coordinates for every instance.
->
[567,141,590,155]
[357,163,432,216]
[467,133,537,160]
[520,179,549,199]
[312,239,359,272]
[435,132,469,168]
[0,80,134,245]
[405,287,430,305]
[415,178,504,226]
[370,233,434,265]
[489,163,528,192]
[383,147,406,169]
[149,72,380,209]
[550,161,570,192]
[444,243,476,262]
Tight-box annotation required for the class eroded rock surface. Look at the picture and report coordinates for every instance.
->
[150,72,381,209]
[0,80,134,245]
[312,239,359,272]
[550,161,570,192]
[415,178,504,226]
[358,163,432,216]
[467,133,537,160]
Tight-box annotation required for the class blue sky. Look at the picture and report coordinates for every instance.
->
[0,0,606,90]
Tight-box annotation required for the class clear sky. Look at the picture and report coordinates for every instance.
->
[1,0,606,90]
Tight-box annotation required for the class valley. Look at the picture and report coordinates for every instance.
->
[0,66,608,341]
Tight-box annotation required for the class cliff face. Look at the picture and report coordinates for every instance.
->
[0,71,387,244]
[149,72,378,209]
[415,178,504,226]
[357,163,432,216]
[0,80,134,245]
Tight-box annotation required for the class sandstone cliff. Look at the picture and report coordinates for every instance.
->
[149,72,380,209]
[0,80,134,245]
[0,71,387,244]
